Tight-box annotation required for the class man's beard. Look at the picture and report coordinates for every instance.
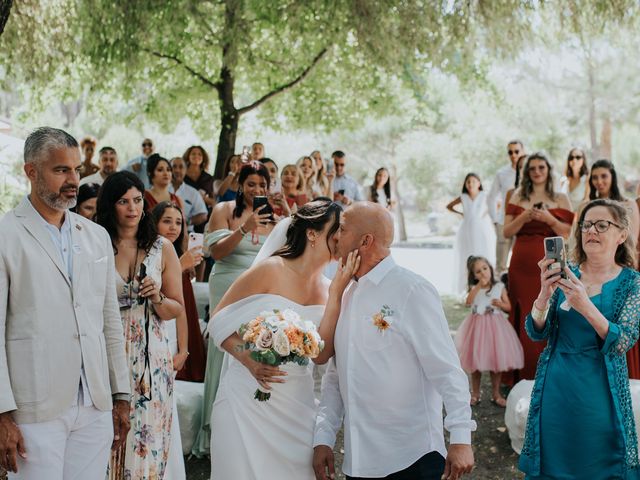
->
[36,179,77,210]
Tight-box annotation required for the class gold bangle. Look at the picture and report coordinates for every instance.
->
[531,302,548,322]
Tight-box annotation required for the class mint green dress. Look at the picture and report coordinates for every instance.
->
[191,229,264,457]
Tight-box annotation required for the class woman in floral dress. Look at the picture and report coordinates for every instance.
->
[97,171,184,480]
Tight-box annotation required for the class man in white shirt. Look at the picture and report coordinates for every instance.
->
[169,156,208,230]
[124,138,154,188]
[330,151,363,206]
[0,127,130,478]
[79,146,118,186]
[486,140,523,273]
[313,202,475,480]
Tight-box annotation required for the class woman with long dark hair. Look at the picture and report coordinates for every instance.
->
[503,153,574,382]
[192,161,278,456]
[206,199,359,479]
[447,172,496,295]
[96,171,184,480]
[559,148,590,209]
[144,153,184,212]
[368,167,394,209]
[72,182,100,220]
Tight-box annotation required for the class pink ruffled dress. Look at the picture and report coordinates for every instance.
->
[455,282,524,373]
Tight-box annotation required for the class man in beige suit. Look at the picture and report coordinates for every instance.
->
[0,127,131,479]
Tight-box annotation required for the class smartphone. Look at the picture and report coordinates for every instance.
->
[241,145,250,162]
[326,161,334,174]
[338,189,345,196]
[252,196,274,222]
[137,263,147,305]
[188,232,204,251]
[544,236,567,279]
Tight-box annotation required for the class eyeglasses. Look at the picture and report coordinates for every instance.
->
[508,150,520,155]
[579,219,623,233]
[569,155,583,160]
[142,142,152,147]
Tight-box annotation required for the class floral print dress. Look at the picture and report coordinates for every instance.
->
[112,238,173,480]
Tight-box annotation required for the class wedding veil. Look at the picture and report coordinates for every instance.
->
[251,216,292,266]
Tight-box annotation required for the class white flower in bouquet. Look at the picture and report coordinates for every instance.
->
[282,308,301,325]
[273,328,291,356]
[255,329,273,350]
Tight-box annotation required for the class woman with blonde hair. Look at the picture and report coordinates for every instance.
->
[311,150,331,197]
[297,155,319,200]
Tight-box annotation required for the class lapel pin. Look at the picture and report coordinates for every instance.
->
[75,224,82,231]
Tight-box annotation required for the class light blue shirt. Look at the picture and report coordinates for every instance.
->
[28,198,73,279]
[332,173,363,202]
[170,181,208,229]
[125,155,150,189]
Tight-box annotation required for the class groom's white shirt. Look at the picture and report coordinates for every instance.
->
[313,255,476,478]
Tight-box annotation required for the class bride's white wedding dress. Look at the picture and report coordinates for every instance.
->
[209,293,323,479]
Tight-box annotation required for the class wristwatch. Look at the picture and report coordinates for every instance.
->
[151,292,166,305]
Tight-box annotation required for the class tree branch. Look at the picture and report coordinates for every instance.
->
[142,48,221,91]
[237,46,329,115]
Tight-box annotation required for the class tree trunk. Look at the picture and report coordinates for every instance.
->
[391,163,408,242]
[0,0,12,37]
[586,54,599,159]
[214,59,239,179]
[600,113,612,160]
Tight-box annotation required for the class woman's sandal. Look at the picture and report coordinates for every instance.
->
[470,394,481,406]
[491,396,507,408]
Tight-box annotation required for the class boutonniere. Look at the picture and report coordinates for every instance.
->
[372,305,394,333]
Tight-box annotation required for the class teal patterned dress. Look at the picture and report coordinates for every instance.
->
[519,266,640,479]
[190,229,264,457]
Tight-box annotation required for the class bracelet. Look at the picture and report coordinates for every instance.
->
[239,225,248,236]
[531,301,548,322]
[151,292,166,306]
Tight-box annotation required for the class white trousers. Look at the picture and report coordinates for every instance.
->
[9,405,113,480]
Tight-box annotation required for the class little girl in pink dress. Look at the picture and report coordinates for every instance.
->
[455,256,524,407]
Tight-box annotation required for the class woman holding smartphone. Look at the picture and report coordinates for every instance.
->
[192,161,278,457]
[520,199,640,479]
[503,153,573,382]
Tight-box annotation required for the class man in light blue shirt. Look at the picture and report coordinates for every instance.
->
[169,156,208,231]
[330,150,363,206]
[124,138,154,188]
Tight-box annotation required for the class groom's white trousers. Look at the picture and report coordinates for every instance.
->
[9,404,113,480]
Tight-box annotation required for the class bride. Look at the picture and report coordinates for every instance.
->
[207,199,359,479]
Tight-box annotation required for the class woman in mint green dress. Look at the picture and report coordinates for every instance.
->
[191,161,290,457]
[520,198,640,479]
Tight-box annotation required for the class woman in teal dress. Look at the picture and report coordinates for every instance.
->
[191,161,289,457]
[520,198,640,479]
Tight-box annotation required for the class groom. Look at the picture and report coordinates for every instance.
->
[313,202,475,480]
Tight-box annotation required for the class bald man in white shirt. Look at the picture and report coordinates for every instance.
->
[313,202,475,480]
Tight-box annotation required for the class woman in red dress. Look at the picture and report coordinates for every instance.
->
[503,153,574,381]
[143,154,184,212]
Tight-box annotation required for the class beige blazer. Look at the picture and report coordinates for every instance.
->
[0,197,130,424]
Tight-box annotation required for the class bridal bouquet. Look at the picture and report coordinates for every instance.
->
[238,308,324,401]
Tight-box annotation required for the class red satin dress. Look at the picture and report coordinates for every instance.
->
[176,272,206,382]
[505,204,574,383]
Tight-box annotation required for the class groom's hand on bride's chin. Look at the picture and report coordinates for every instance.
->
[312,445,335,480]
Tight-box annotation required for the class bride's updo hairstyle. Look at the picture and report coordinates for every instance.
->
[274,198,342,259]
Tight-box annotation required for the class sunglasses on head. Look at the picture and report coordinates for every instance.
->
[569,155,583,160]
[508,150,520,155]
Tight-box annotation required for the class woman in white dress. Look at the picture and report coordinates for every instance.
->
[207,199,359,480]
[559,147,589,210]
[447,173,497,295]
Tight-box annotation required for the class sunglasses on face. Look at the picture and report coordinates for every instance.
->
[508,150,520,155]
[579,219,622,233]
[142,143,152,147]
[569,155,583,160]
[335,163,345,167]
